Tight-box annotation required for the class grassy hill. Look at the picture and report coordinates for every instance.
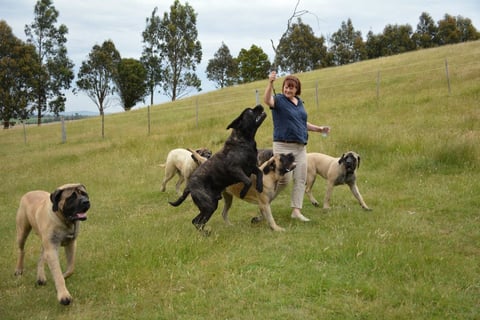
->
[0,41,478,319]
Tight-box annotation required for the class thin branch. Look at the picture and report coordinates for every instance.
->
[270,0,321,69]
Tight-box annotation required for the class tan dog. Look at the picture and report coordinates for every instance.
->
[189,148,296,231]
[160,148,212,194]
[15,184,90,305]
[305,152,371,210]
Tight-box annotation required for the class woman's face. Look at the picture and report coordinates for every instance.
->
[283,80,298,98]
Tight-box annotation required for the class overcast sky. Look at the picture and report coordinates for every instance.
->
[2,0,479,113]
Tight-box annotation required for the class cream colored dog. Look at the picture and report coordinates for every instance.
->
[160,148,212,194]
[15,184,90,305]
[305,152,371,210]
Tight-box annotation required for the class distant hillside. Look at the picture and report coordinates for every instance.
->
[60,110,98,117]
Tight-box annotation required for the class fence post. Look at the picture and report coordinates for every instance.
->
[61,116,66,143]
[147,104,151,136]
[255,89,259,105]
[195,96,199,127]
[445,58,451,95]
[23,121,27,144]
[376,71,381,100]
[315,80,319,111]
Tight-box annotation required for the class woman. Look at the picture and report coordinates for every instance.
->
[263,71,329,221]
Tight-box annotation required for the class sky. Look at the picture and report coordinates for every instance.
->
[2,0,479,114]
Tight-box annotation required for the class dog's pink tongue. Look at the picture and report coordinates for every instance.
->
[76,212,87,219]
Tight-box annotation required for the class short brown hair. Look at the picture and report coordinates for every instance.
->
[282,75,301,95]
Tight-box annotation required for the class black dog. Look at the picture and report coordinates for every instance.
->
[169,105,267,234]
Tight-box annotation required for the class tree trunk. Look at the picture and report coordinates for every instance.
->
[100,110,105,139]
[37,105,42,126]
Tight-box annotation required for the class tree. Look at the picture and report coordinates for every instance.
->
[141,7,163,106]
[158,0,202,101]
[206,42,238,88]
[381,24,416,55]
[412,12,438,49]
[436,14,480,45]
[115,58,147,111]
[456,16,480,42]
[365,31,385,59]
[24,0,74,125]
[436,14,461,45]
[76,40,121,138]
[141,7,163,134]
[275,18,329,73]
[0,20,40,128]
[236,45,271,84]
[329,19,366,65]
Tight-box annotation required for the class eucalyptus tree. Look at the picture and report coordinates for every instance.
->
[76,40,121,138]
[158,0,202,101]
[274,18,329,73]
[141,7,163,107]
[412,12,438,49]
[115,58,147,111]
[236,45,271,84]
[206,42,238,88]
[0,21,40,128]
[25,0,74,125]
[329,19,366,65]
[436,14,479,45]
[382,24,416,55]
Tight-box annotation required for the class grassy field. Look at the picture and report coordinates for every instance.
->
[0,41,479,319]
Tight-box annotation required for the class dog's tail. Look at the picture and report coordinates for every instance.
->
[168,189,191,207]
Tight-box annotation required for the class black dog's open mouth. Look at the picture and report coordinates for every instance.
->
[256,112,267,125]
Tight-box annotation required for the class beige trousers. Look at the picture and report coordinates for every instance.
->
[273,142,307,209]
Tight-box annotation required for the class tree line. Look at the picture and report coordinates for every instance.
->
[206,13,479,87]
[1,0,479,133]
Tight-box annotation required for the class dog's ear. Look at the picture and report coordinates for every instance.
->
[260,156,275,174]
[338,154,346,165]
[287,153,295,164]
[357,155,361,169]
[189,148,207,165]
[191,154,202,165]
[226,113,242,130]
[263,160,276,175]
[50,188,64,212]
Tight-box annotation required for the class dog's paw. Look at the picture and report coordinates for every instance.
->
[251,216,263,224]
[194,223,212,237]
[255,180,263,193]
[59,294,72,305]
[200,227,212,237]
[14,269,23,276]
[36,278,47,286]
[311,201,320,207]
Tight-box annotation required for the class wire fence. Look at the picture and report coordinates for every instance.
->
[12,49,479,142]
[182,51,479,125]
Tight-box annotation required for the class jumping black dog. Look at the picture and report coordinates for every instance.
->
[169,105,267,234]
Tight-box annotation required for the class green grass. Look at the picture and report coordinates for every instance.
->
[0,41,479,319]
